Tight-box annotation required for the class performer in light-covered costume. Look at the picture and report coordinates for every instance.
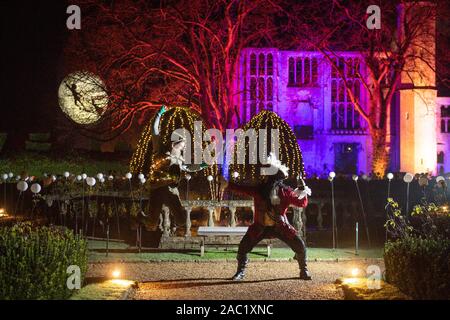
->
[226,153,312,280]
[142,106,206,230]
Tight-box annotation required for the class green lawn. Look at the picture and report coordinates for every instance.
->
[87,240,383,262]
[70,280,135,300]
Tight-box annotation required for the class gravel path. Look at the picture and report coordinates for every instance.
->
[87,259,384,300]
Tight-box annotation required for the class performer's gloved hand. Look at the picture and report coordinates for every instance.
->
[294,185,312,199]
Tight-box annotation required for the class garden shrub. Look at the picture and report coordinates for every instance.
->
[384,236,450,300]
[28,133,51,142]
[25,141,52,152]
[0,222,88,300]
[384,199,450,299]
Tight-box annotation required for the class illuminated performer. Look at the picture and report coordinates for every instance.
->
[142,106,205,230]
[226,154,312,280]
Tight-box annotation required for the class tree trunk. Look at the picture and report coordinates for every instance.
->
[371,128,389,176]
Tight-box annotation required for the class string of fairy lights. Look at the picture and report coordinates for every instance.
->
[129,107,217,180]
[229,110,305,184]
[130,108,303,191]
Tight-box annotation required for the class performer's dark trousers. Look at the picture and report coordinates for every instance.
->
[147,186,186,228]
[237,223,307,267]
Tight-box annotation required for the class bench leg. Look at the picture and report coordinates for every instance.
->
[200,238,205,257]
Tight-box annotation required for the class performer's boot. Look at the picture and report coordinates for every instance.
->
[296,253,312,280]
[232,254,248,281]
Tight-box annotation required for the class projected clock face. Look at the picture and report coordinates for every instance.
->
[58,71,109,124]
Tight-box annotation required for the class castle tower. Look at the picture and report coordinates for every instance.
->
[398,2,437,174]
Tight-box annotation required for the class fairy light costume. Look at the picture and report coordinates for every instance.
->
[143,106,206,231]
[227,153,312,280]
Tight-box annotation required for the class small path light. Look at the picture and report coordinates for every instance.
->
[351,268,360,277]
[112,269,121,279]
[403,173,414,215]
[353,174,371,248]
[385,172,394,242]
[328,172,337,249]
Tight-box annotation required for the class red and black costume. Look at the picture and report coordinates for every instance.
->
[228,179,311,280]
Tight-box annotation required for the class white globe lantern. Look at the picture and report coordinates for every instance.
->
[125,173,132,180]
[207,175,214,182]
[76,175,82,181]
[63,171,70,178]
[108,175,114,181]
[403,173,414,183]
[8,172,13,178]
[17,181,28,192]
[352,174,358,181]
[140,178,146,185]
[2,173,8,180]
[329,171,336,179]
[31,183,42,194]
[96,173,104,180]
[138,173,144,180]
[81,173,87,180]
[387,173,394,180]
[86,177,96,187]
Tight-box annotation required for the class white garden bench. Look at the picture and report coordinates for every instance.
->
[197,226,272,257]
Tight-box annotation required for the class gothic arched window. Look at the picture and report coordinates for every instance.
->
[250,77,256,100]
[259,53,265,75]
[267,54,273,75]
[267,77,273,101]
[312,58,318,84]
[288,58,295,85]
[304,57,310,84]
[296,58,302,85]
[250,53,256,75]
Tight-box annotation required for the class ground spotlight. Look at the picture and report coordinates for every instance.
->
[112,269,121,279]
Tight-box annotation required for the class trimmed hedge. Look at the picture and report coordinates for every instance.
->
[28,133,51,142]
[384,236,450,300]
[0,223,88,300]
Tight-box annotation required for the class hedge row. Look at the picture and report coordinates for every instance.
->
[384,236,450,300]
[0,223,88,300]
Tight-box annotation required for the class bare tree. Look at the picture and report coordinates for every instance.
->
[64,0,284,139]
[281,0,449,175]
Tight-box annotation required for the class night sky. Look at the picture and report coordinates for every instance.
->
[1,0,67,147]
